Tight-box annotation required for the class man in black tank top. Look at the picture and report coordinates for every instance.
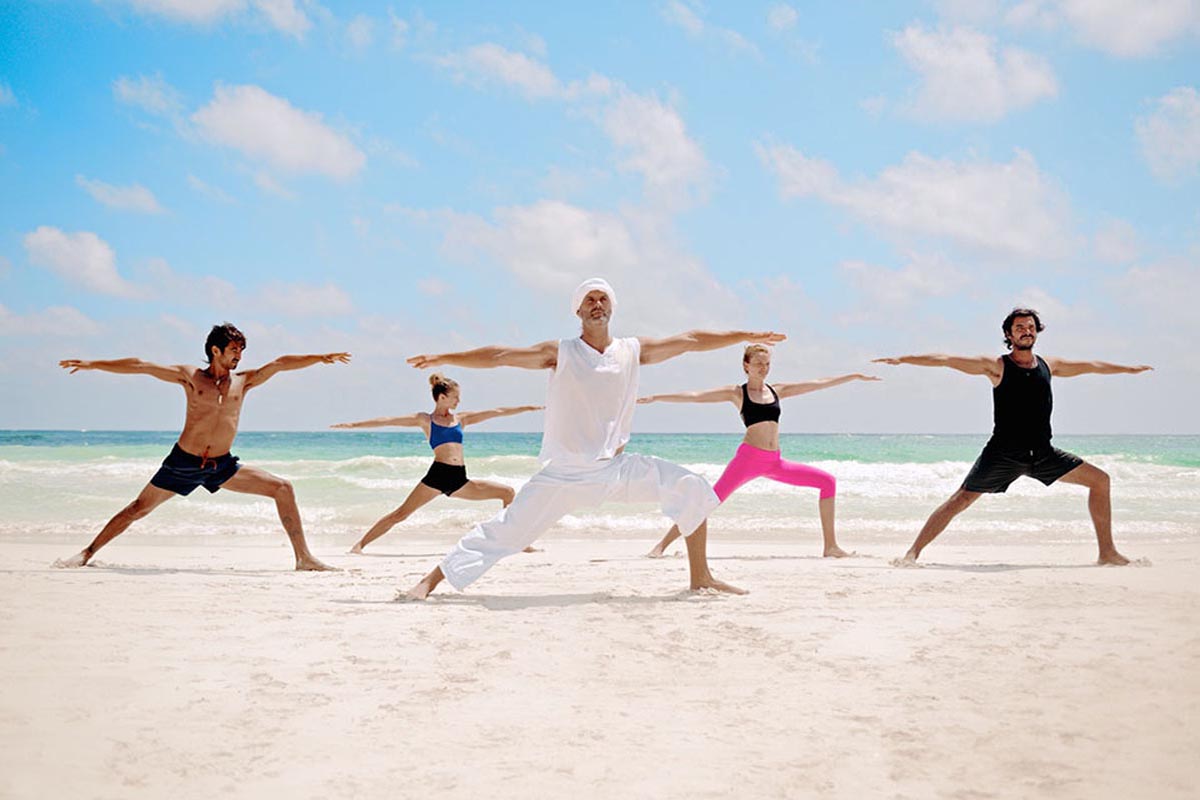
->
[874,308,1152,566]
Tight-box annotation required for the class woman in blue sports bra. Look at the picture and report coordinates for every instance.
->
[333,373,541,554]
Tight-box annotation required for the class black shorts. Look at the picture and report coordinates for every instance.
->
[962,443,1083,493]
[420,461,469,496]
[150,443,241,496]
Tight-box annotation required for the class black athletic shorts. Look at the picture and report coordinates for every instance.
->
[420,461,469,496]
[150,443,241,496]
[962,442,1083,493]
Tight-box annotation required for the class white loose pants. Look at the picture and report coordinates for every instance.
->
[440,453,719,590]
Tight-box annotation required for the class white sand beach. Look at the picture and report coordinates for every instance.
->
[1,535,1197,799]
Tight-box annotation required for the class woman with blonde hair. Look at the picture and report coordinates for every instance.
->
[333,374,540,554]
[639,344,878,557]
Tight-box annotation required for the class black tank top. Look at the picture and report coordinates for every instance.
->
[991,354,1053,449]
[740,383,781,427]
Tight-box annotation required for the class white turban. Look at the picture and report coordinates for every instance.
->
[571,278,616,317]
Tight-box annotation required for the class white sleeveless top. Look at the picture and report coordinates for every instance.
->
[538,336,641,467]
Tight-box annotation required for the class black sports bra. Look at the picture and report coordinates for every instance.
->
[740,383,781,427]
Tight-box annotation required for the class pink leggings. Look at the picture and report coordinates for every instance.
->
[712,442,837,502]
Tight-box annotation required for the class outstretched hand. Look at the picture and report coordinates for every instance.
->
[406,353,443,369]
[59,359,90,374]
[1130,365,1154,373]
[855,374,883,381]
[330,422,355,429]
[750,332,787,345]
[637,396,656,404]
[321,353,352,365]
[871,357,902,365]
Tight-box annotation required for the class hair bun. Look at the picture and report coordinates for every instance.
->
[429,373,444,387]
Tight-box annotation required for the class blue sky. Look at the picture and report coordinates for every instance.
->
[1,0,1197,433]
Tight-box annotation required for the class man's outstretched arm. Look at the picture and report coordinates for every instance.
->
[59,358,190,386]
[407,341,558,371]
[1046,358,1153,378]
[872,354,1002,381]
[244,352,351,390]
[638,331,786,366]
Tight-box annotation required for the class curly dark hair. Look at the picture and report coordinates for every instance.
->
[1001,308,1044,349]
[205,322,247,363]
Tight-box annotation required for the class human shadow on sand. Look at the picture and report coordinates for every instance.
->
[334,590,707,611]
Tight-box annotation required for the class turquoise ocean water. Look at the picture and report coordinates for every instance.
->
[2,431,1197,548]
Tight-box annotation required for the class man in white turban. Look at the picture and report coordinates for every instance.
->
[403,277,785,599]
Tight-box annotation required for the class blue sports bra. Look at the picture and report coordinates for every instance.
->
[429,418,464,449]
[740,383,781,427]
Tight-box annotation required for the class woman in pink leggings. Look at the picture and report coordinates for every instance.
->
[640,344,878,558]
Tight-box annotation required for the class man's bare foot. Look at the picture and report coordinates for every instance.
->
[823,545,855,558]
[1098,550,1130,566]
[53,550,90,568]
[690,575,748,595]
[348,542,364,555]
[521,545,541,553]
[890,551,920,567]
[646,544,667,559]
[401,580,435,601]
[295,555,339,571]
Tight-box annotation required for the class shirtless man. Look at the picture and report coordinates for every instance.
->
[874,308,1152,566]
[55,322,349,570]
[403,278,785,600]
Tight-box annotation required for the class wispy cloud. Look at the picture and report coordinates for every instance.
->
[113,73,183,116]
[0,82,17,108]
[76,175,165,214]
[661,0,761,58]
[0,304,102,337]
[1136,86,1200,182]
[758,143,1076,259]
[434,43,564,100]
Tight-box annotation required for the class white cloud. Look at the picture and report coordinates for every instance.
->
[1055,0,1200,58]
[0,82,17,107]
[23,227,144,298]
[75,175,165,214]
[0,304,102,337]
[121,0,312,37]
[191,84,366,179]
[768,4,799,31]
[441,200,741,332]
[187,174,237,204]
[892,24,1057,122]
[346,13,373,51]
[1136,86,1200,182]
[661,1,761,58]
[254,0,310,39]
[601,90,710,204]
[1092,219,1140,263]
[434,43,563,100]
[123,0,243,24]
[112,74,183,116]
[758,143,1076,259]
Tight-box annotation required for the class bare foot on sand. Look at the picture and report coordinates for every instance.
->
[890,552,921,568]
[401,581,434,601]
[522,545,541,553]
[53,550,90,568]
[823,545,856,558]
[295,555,339,571]
[348,542,364,555]
[690,575,748,595]
[1098,550,1131,566]
[646,544,667,559]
